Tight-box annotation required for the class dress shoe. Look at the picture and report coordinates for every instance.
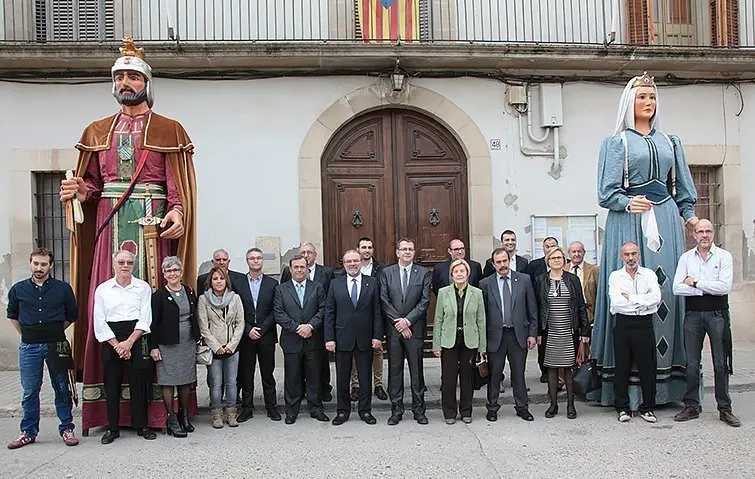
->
[486,411,498,422]
[539,374,548,384]
[137,428,157,440]
[674,405,700,422]
[349,387,360,402]
[177,408,195,433]
[332,413,349,426]
[414,413,428,425]
[374,385,388,401]
[310,411,330,422]
[720,410,741,427]
[359,412,377,425]
[267,408,282,421]
[237,408,254,423]
[567,405,577,420]
[499,382,505,394]
[322,391,333,402]
[545,404,559,418]
[387,413,402,426]
[100,430,120,445]
[285,416,296,425]
[517,410,534,422]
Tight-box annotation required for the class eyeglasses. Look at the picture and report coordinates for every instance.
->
[163,269,182,274]
[450,247,465,252]
[116,260,134,266]
[548,257,565,262]
[398,248,415,252]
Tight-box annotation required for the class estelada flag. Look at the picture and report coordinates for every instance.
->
[357,0,420,43]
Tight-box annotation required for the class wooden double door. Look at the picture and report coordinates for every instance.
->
[321,108,470,271]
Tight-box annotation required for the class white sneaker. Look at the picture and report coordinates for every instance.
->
[640,411,657,423]
[618,411,631,422]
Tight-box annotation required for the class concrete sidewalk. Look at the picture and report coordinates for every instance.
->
[2,346,755,418]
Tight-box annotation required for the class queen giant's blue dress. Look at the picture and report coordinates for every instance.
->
[592,128,697,409]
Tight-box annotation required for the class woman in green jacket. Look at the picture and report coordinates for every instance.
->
[433,259,487,424]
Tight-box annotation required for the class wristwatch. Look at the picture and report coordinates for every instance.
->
[692,279,698,288]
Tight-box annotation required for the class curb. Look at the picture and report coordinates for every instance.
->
[1,383,753,419]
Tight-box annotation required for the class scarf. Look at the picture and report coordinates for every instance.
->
[204,289,235,309]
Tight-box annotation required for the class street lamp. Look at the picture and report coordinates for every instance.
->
[391,60,405,92]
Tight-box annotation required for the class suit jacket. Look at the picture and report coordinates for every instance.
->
[482,254,529,279]
[567,261,598,325]
[432,285,486,352]
[379,263,431,340]
[231,273,279,344]
[526,257,547,284]
[479,271,538,351]
[149,284,199,349]
[431,259,483,295]
[324,275,383,351]
[197,269,246,296]
[281,263,334,296]
[274,280,325,354]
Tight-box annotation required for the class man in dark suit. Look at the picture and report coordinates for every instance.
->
[232,248,281,423]
[325,250,383,426]
[431,238,483,295]
[483,230,529,278]
[274,255,329,424]
[196,248,245,295]
[479,248,538,422]
[526,236,559,383]
[348,237,388,402]
[281,242,335,402]
[379,237,431,425]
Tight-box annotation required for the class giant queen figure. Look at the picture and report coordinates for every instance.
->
[60,38,197,434]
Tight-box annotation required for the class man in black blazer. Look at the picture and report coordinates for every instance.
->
[483,230,529,278]
[196,248,246,295]
[479,248,538,422]
[232,248,280,423]
[431,238,483,295]
[379,237,432,425]
[325,250,383,426]
[525,236,559,383]
[274,255,329,424]
[281,242,335,402]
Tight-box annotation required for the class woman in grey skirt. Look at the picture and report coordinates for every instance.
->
[149,256,199,437]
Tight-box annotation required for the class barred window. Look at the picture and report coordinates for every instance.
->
[685,166,722,249]
[33,172,70,282]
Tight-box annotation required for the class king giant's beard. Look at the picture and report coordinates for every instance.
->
[114,86,148,106]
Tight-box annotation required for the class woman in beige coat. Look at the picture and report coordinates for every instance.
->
[197,266,244,428]
[433,259,486,424]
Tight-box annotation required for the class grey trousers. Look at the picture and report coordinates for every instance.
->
[683,310,732,411]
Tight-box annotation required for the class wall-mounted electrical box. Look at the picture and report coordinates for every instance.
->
[507,85,527,106]
[538,83,563,127]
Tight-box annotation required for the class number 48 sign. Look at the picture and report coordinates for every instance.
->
[490,138,501,150]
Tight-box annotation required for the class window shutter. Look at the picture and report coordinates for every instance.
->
[628,0,653,45]
[34,0,114,41]
[50,0,75,41]
[710,0,740,46]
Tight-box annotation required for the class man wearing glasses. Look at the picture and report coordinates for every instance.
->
[672,219,740,427]
[379,238,431,425]
[431,239,483,295]
[93,249,155,444]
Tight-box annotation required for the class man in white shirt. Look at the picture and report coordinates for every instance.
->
[608,242,661,424]
[672,219,740,427]
[93,250,154,444]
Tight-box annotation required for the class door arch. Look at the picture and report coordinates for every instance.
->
[321,108,469,270]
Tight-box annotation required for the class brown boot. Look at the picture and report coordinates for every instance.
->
[211,408,224,429]
[227,407,239,427]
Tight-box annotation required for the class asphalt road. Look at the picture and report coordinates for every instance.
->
[2,391,753,479]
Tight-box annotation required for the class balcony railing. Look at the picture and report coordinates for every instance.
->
[1,0,752,47]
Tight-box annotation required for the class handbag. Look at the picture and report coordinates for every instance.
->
[470,352,490,391]
[573,343,600,396]
[196,341,213,366]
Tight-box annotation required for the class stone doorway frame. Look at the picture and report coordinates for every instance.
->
[297,82,494,263]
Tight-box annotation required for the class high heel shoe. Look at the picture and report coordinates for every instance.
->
[177,408,194,433]
[545,404,559,418]
[166,413,187,437]
[567,404,577,419]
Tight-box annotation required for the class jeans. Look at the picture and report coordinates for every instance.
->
[684,310,732,411]
[207,352,239,408]
[19,342,74,439]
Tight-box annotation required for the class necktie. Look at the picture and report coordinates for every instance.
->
[401,268,409,297]
[574,265,580,276]
[296,283,304,307]
[308,269,313,281]
[502,276,513,327]
[351,278,359,307]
